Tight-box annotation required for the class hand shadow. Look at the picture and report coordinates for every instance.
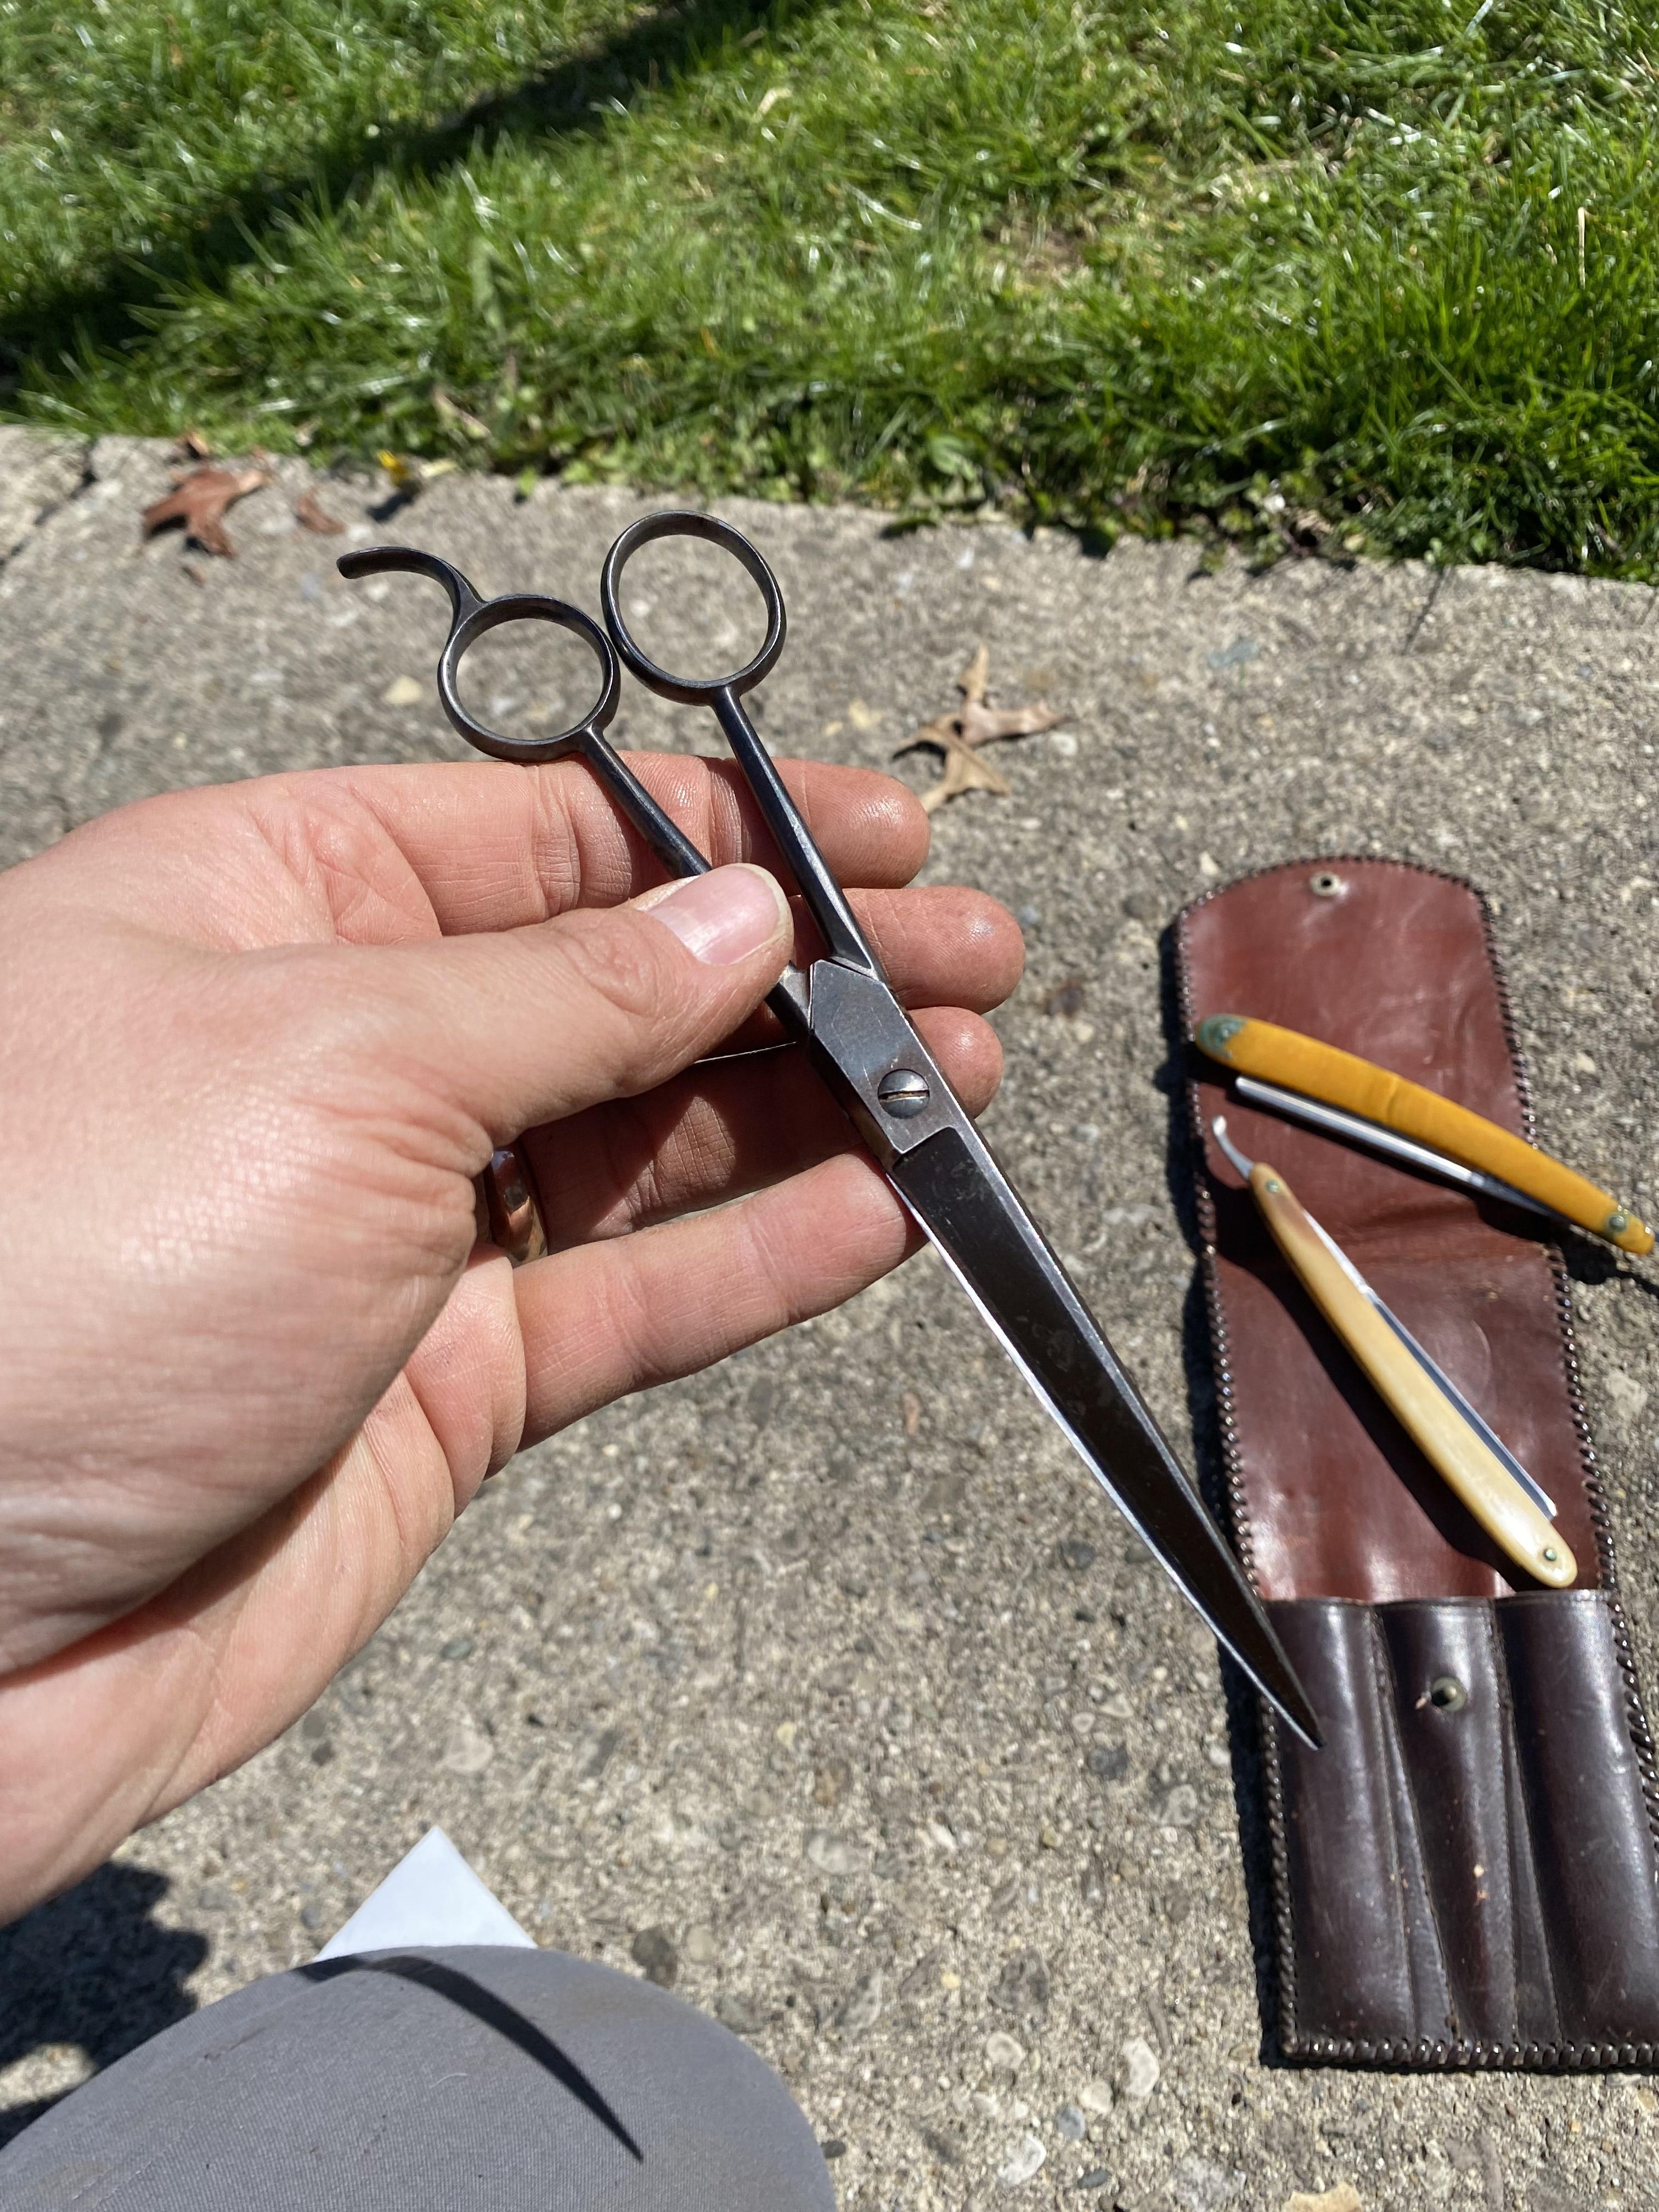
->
[0,1863,207,2149]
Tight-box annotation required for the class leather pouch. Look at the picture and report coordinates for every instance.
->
[1175,858,1659,2067]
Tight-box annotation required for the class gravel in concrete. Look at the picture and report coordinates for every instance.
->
[2,435,1657,2208]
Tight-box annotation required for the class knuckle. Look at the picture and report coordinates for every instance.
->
[527,768,586,915]
[553,910,684,1046]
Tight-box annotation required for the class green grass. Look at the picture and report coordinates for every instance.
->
[5,0,1659,569]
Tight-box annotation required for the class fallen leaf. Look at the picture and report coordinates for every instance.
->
[960,693,1062,748]
[174,428,213,460]
[293,488,345,535]
[141,464,271,558]
[905,719,1011,812]
[895,643,1062,810]
[1285,2188,1363,2212]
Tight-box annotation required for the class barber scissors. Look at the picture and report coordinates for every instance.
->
[339,512,1321,1747]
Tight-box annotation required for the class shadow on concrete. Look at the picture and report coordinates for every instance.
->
[1558,1232,1659,1306]
[0,1863,207,2149]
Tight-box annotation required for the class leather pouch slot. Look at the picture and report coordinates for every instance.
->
[1175,860,1659,2067]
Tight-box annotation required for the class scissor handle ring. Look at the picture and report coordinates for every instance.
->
[437,594,622,764]
[600,511,786,706]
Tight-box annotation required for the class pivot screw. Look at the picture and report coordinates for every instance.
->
[878,1068,930,1118]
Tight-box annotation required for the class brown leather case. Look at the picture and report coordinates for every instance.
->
[1175,858,1659,2067]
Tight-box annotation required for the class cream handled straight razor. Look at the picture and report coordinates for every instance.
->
[1211,1118,1576,1590]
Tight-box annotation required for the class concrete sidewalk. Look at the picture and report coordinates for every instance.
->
[1,430,1656,2209]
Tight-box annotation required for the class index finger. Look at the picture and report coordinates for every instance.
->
[337,751,930,933]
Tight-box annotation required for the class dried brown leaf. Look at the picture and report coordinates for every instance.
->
[142,465,270,558]
[919,732,1012,812]
[175,428,214,461]
[957,641,990,706]
[960,698,1060,746]
[293,487,345,536]
[895,645,1065,808]
[893,714,958,758]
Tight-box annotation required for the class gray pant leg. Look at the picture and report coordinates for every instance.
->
[0,1944,836,2211]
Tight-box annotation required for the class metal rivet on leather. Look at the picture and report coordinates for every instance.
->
[1180,861,1659,2071]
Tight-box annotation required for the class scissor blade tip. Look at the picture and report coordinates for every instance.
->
[1267,1674,1325,1752]
[1222,1620,1324,1750]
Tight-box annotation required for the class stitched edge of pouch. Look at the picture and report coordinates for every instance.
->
[1171,853,1659,2069]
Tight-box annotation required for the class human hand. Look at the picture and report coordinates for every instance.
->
[0,753,1019,1919]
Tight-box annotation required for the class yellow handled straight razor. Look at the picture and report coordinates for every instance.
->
[1195,1013,1653,1257]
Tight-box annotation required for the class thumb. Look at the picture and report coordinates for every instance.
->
[344,861,795,1144]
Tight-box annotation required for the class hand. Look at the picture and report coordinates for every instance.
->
[0,754,1019,1918]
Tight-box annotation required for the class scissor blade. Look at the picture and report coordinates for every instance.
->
[1296,1207,1559,1520]
[887,1125,1323,1750]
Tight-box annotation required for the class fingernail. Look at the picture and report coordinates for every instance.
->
[640,864,791,966]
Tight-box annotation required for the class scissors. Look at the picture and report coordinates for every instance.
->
[338,511,1322,1748]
